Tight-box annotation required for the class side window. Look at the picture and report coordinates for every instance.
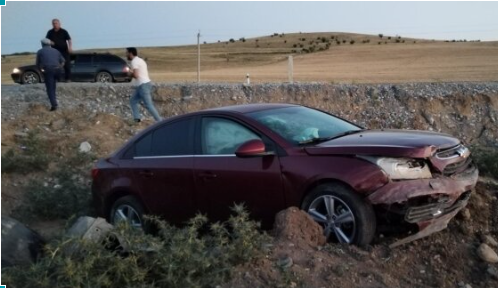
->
[74,55,92,65]
[95,55,123,64]
[202,118,261,155]
[134,118,193,157]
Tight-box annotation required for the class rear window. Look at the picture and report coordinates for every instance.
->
[95,54,124,64]
[133,118,193,157]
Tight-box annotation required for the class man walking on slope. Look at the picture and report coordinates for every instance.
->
[126,47,162,122]
[36,38,65,111]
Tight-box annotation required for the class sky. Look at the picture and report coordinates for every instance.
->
[1,1,498,54]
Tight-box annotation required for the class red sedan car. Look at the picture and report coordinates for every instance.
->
[92,104,478,246]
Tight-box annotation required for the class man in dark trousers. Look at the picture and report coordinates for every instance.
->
[36,38,65,111]
[46,18,72,82]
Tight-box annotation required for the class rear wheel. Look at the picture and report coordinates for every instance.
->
[301,183,376,246]
[21,71,40,84]
[96,71,113,83]
[110,196,144,230]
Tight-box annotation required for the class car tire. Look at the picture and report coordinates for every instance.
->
[301,183,376,246]
[21,71,40,84]
[109,196,145,230]
[95,71,113,83]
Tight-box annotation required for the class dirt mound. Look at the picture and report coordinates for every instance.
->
[272,207,326,248]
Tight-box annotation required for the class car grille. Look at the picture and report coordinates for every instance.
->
[435,144,473,176]
[405,191,471,223]
[442,157,473,176]
[436,144,464,159]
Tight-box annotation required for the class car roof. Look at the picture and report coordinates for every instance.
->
[72,52,118,56]
[204,103,299,114]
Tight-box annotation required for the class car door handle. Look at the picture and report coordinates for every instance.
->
[198,172,217,180]
[138,170,154,177]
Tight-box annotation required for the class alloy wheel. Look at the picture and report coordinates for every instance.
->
[112,204,143,229]
[307,195,356,243]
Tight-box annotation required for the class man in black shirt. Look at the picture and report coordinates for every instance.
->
[46,18,72,82]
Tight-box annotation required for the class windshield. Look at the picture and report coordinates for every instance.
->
[247,106,362,145]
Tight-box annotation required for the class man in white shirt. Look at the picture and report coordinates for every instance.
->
[126,47,162,122]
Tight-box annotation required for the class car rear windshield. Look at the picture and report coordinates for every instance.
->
[247,106,361,145]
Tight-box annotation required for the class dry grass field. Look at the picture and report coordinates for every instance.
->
[2,32,498,84]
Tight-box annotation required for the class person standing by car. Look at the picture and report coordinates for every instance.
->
[126,47,162,122]
[46,18,72,82]
[36,38,65,111]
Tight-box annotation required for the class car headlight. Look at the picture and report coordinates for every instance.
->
[360,156,432,180]
[12,68,20,74]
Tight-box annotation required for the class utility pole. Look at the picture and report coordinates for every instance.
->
[197,30,201,83]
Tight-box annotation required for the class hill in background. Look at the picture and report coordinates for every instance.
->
[2,32,498,84]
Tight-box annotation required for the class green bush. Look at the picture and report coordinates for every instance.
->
[470,146,498,179]
[15,152,96,220]
[2,131,52,173]
[2,205,269,288]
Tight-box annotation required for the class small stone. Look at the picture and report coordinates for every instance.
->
[277,256,293,269]
[465,284,472,288]
[79,141,92,153]
[461,208,471,220]
[488,266,498,279]
[14,131,29,138]
[484,235,498,248]
[477,243,498,263]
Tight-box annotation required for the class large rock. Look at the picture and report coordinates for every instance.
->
[67,216,113,242]
[1,216,45,267]
[477,243,498,263]
[272,207,326,247]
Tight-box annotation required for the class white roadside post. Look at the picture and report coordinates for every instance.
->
[246,73,250,85]
[288,55,294,83]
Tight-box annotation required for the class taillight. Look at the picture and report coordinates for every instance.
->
[123,66,130,73]
[91,168,99,179]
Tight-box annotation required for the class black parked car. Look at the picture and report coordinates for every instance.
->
[11,53,132,84]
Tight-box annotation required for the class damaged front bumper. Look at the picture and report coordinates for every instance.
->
[367,165,479,248]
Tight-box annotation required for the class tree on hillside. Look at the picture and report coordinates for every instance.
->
[378,34,383,39]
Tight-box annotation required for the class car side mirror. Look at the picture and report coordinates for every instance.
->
[235,139,274,158]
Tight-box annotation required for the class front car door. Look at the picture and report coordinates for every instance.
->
[193,116,285,228]
[128,117,196,225]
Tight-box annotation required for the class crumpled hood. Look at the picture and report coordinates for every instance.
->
[304,129,460,158]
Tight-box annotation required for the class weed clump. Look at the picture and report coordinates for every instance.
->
[1,131,52,173]
[2,204,269,288]
[470,146,498,179]
[15,151,96,220]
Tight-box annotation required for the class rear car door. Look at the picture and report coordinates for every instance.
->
[71,54,95,81]
[95,54,128,81]
[193,116,286,228]
[129,118,196,225]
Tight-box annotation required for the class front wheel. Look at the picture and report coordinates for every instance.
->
[110,196,144,230]
[301,183,376,246]
[21,71,40,84]
[96,71,113,83]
